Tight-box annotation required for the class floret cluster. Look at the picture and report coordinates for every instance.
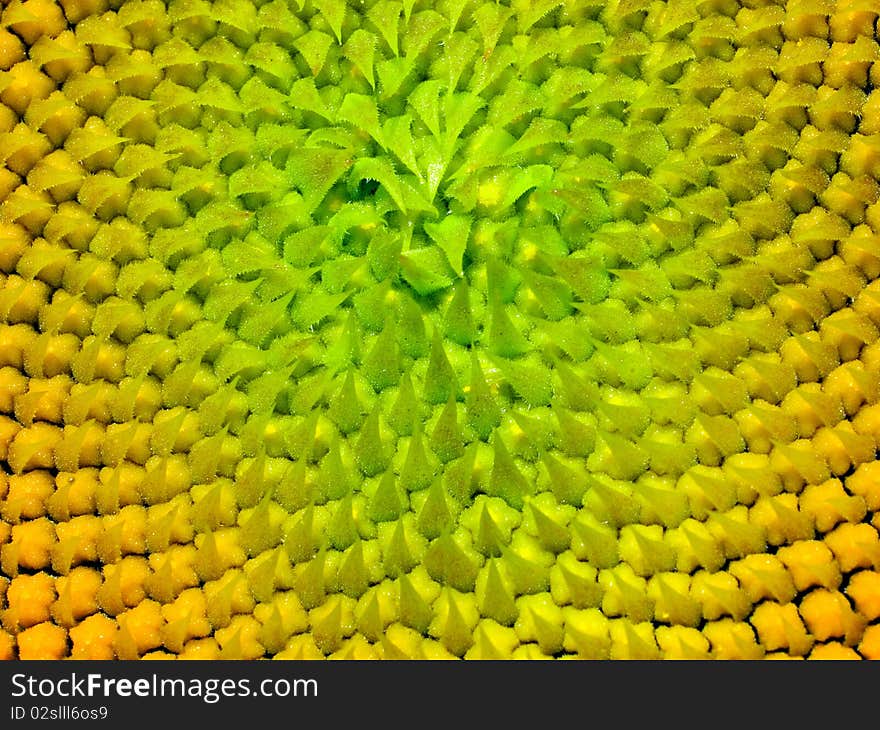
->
[1,0,880,659]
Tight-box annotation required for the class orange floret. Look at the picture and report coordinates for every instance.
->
[750,601,814,656]
[69,613,117,659]
[0,627,14,659]
[845,570,880,621]
[3,571,55,629]
[16,621,66,659]
[824,523,880,572]
[857,624,880,659]
[115,598,164,657]
[808,642,862,660]
[2,470,54,520]
[799,477,867,532]
[7,516,56,570]
[778,540,842,591]
[799,589,866,644]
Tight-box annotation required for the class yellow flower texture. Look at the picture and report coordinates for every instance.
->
[1,0,880,660]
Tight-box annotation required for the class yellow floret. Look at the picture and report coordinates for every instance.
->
[49,469,99,520]
[655,625,712,659]
[609,619,661,660]
[561,607,610,659]
[703,619,764,660]
[0,29,25,70]
[178,637,222,660]
[160,587,211,652]
[52,566,102,626]
[7,422,62,474]
[275,633,324,660]
[52,514,102,572]
[465,619,519,659]
[203,569,256,629]
[0,417,19,462]
[215,614,264,659]
[96,555,151,616]
[691,570,751,622]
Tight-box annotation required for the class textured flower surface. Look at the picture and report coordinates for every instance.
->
[1,0,880,660]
